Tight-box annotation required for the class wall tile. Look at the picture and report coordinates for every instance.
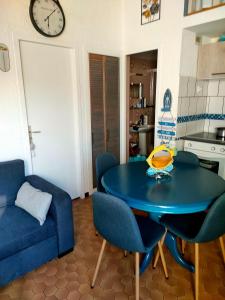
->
[187,77,196,97]
[178,97,182,116]
[196,120,204,133]
[189,97,197,115]
[195,80,203,96]
[196,97,207,114]
[176,123,187,138]
[180,97,189,116]
[208,120,225,133]
[204,119,210,132]
[202,80,209,96]
[186,121,198,135]
[208,80,219,96]
[205,97,210,113]
[179,76,188,97]
[208,97,224,114]
[218,80,225,96]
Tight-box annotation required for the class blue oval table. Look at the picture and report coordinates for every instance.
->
[102,161,225,273]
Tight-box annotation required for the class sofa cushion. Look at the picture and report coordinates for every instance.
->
[0,160,25,208]
[15,182,52,226]
[0,206,56,260]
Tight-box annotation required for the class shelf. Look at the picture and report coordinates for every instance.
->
[130,106,154,110]
[185,3,225,16]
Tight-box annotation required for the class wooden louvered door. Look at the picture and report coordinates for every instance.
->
[89,54,105,188]
[105,56,120,160]
[89,54,120,188]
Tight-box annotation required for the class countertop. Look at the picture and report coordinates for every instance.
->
[129,124,155,133]
[181,132,225,145]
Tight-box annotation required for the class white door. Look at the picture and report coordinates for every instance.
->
[20,41,79,199]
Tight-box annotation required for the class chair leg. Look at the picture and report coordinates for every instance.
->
[158,241,169,279]
[135,252,139,300]
[195,243,199,300]
[182,240,186,254]
[219,236,225,264]
[91,239,106,288]
[153,231,167,269]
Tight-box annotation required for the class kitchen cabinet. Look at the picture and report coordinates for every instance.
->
[197,42,225,79]
[89,54,120,187]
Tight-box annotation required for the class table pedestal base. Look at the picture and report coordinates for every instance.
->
[140,232,194,274]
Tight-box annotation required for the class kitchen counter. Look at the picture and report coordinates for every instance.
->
[129,124,155,133]
[182,132,225,146]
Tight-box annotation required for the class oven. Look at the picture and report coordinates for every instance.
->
[184,140,225,180]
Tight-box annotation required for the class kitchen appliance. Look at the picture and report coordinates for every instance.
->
[217,127,225,138]
[184,139,225,179]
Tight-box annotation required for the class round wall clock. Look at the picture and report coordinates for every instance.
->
[29,0,65,37]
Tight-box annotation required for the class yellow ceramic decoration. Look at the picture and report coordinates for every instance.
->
[146,144,175,170]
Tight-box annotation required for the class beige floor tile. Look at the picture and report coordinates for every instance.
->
[0,197,224,300]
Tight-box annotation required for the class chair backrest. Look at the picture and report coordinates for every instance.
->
[92,192,146,252]
[195,192,225,242]
[174,151,199,166]
[96,152,118,192]
[0,160,25,208]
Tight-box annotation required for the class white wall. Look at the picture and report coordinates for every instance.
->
[121,0,185,152]
[0,0,122,195]
[1,0,225,194]
[121,0,225,153]
[180,29,198,77]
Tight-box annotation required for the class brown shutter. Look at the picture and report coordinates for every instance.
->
[89,54,105,187]
[105,56,120,160]
[89,54,120,188]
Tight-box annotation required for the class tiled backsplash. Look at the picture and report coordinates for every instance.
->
[177,76,225,138]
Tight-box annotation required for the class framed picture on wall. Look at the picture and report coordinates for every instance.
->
[141,0,161,25]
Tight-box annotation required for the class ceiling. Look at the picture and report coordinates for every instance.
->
[188,18,225,38]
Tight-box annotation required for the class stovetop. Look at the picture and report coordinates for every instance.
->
[182,132,225,145]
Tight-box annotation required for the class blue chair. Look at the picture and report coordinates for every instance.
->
[153,150,200,267]
[174,151,199,253]
[96,152,118,192]
[95,152,119,237]
[91,192,168,300]
[174,150,199,166]
[160,193,225,300]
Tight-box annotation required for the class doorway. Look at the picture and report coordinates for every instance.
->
[20,41,80,199]
[126,50,158,161]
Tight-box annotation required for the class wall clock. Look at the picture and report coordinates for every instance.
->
[29,0,65,37]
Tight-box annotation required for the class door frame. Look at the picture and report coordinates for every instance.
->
[13,33,85,198]
[125,49,160,161]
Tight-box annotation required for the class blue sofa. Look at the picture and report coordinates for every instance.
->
[0,159,75,287]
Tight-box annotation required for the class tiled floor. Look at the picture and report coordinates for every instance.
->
[0,197,225,300]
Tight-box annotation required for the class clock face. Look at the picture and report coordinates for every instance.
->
[30,0,65,37]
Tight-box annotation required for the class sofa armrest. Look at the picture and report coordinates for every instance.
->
[26,175,75,255]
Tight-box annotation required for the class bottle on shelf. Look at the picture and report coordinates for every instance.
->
[144,98,147,108]
[139,82,143,99]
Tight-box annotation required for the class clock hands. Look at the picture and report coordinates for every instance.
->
[44,8,57,28]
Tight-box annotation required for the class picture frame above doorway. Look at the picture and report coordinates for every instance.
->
[141,0,161,25]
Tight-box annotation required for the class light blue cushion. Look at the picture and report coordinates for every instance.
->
[15,182,52,225]
[0,206,56,260]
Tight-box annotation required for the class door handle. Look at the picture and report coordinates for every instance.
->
[28,126,41,134]
[31,131,41,134]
